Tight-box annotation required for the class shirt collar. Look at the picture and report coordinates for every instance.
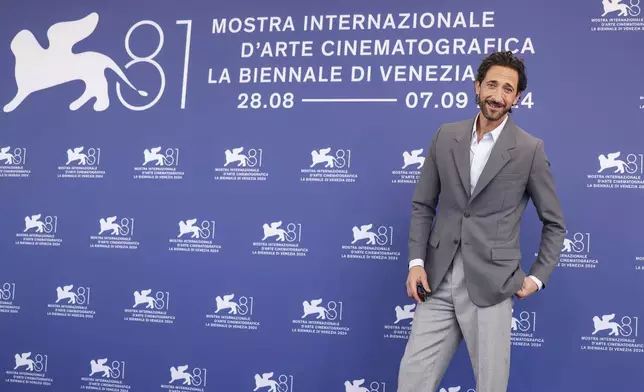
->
[471,112,508,142]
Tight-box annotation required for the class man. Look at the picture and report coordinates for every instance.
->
[397,51,566,392]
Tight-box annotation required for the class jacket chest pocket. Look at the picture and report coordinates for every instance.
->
[486,174,526,204]
[489,173,524,189]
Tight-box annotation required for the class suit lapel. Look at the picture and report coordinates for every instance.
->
[452,117,476,198]
[469,115,517,201]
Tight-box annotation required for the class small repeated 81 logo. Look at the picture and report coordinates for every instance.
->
[13,352,48,373]
[1,283,16,301]
[0,147,27,165]
[23,214,58,234]
[89,358,126,380]
[133,290,170,311]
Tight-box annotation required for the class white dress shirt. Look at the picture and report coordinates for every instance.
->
[409,114,543,290]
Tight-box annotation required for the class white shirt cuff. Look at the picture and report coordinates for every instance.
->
[409,259,424,269]
[529,275,543,290]
[410,260,543,290]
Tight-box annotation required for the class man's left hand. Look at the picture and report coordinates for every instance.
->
[515,277,538,299]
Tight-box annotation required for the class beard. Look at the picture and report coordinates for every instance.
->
[477,95,511,121]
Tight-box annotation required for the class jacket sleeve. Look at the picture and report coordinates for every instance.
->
[408,125,443,262]
[526,139,566,287]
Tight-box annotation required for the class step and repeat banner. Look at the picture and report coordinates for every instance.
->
[1,0,643,391]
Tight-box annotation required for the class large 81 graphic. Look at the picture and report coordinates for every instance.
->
[117,19,193,110]
[121,19,295,111]
[2,13,193,112]
[123,19,291,111]
[2,13,302,112]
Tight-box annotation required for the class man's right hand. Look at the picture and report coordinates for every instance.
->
[407,266,430,303]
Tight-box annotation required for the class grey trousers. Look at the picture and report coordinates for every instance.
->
[397,248,513,392]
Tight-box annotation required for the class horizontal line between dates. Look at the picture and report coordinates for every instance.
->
[301,98,398,102]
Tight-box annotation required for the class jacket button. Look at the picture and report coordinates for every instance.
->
[453,239,459,245]
[464,212,470,218]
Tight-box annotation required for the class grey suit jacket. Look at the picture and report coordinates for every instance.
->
[409,115,566,307]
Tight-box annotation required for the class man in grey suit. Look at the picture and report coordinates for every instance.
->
[397,51,566,392]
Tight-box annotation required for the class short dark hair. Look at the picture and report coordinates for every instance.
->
[476,51,527,93]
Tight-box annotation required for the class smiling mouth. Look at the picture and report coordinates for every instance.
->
[486,100,504,109]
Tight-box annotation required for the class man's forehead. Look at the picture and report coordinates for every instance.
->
[484,67,518,86]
